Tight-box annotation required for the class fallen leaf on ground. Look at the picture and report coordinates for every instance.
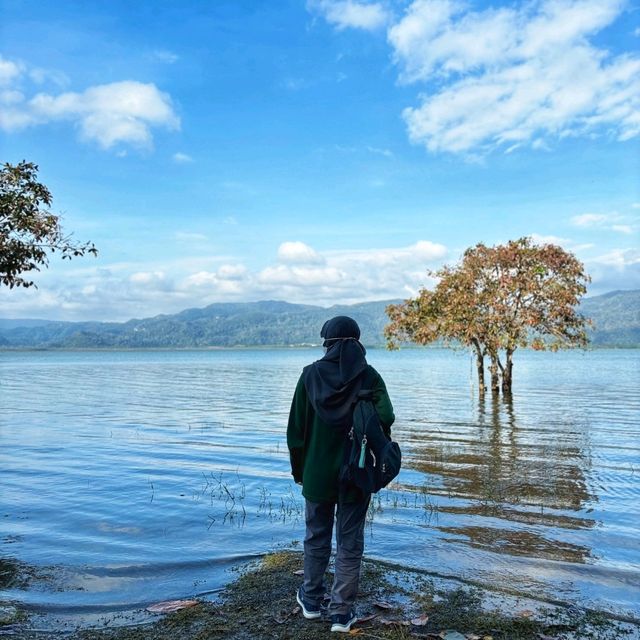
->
[274,606,300,624]
[293,569,304,575]
[439,631,466,640]
[411,614,429,626]
[518,609,535,618]
[146,600,199,614]
[348,629,364,635]
[357,613,377,623]
[373,601,394,609]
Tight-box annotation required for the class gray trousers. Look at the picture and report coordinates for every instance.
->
[302,496,370,616]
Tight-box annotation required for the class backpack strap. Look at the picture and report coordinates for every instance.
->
[356,366,376,401]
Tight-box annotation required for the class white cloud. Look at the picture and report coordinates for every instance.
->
[173,152,193,163]
[277,241,325,264]
[338,0,640,155]
[259,240,447,301]
[334,239,447,264]
[0,55,179,151]
[181,264,250,295]
[366,145,394,157]
[570,211,638,233]
[591,247,640,269]
[26,81,179,149]
[181,271,215,288]
[0,240,448,320]
[0,90,24,105]
[4,238,640,321]
[586,247,640,293]
[571,213,610,227]
[529,234,597,255]
[29,67,70,87]
[259,264,345,287]
[309,0,390,31]
[389,1,517,82]
[0,55,23,85]
[129,271,171,289]
[217,264,248,280]
[0,100,33,130]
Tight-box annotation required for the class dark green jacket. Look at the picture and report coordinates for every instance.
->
[287,364,395,503]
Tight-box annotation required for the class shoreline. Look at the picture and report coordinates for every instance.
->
[2,551,639,640]
[1,344,639,352]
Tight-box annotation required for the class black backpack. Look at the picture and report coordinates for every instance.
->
[339,389,401,496]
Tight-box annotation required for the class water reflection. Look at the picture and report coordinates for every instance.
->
[437,525,590,563]
[405,393,596,563]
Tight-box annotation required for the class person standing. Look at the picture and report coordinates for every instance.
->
[287,316,395,633]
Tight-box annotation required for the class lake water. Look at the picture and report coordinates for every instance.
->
[1,348,639,623]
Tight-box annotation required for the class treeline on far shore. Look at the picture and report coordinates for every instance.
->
[0,290,638,350]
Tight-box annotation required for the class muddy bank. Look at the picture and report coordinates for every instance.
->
[2,551,638,639]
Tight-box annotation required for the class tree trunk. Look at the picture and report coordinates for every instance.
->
[501,348,514,395]
[471,339,486,395]
[488,351,501,395]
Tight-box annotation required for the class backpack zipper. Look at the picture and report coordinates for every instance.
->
[358,435,367,468]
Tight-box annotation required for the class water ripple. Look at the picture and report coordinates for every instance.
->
[1,347,638,619]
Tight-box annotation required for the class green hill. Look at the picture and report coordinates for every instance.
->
[580,290,640,347]
[0,290,638,349]
[0,300,397,348]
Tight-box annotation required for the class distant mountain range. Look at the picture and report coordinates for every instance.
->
[0,290,638,349]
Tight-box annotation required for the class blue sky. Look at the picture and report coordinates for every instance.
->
[1,0,639,321]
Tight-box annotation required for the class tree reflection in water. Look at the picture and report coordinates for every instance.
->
[405,393,596,564]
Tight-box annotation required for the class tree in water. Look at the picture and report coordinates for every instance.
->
[1,161,97,289]
[385,237,591,395]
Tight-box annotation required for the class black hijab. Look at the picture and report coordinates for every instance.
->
[302,316,368,428]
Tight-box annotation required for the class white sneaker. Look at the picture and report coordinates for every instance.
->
[296,588,321,620]
[330,610,357,632]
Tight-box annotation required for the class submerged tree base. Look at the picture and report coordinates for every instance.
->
[2,551,638,640]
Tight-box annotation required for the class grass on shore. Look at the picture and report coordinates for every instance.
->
[2,551,636,640]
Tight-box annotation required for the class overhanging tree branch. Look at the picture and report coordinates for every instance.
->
[0,161,98,289]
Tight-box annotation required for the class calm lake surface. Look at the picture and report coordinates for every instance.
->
[1,348,639,621]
